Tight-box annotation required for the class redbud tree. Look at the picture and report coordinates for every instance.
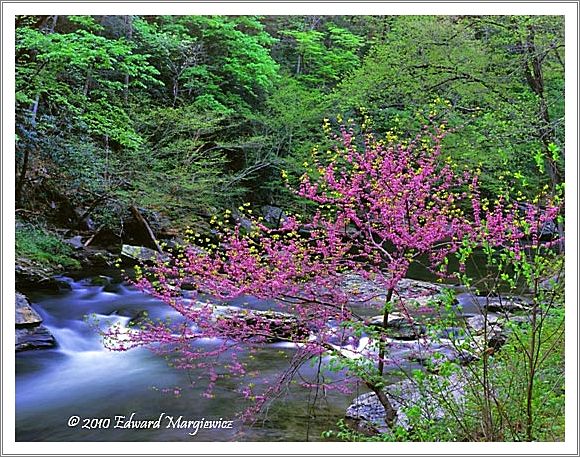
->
[102,121,559,426]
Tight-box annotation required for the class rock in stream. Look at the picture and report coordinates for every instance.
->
[15,292,56,351]
[345,372,467,436]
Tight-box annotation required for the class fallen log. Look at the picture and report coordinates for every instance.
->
[129,205,162,253]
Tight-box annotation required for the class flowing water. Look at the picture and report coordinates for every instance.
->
[16,268,491,442]
[16,274,357,442]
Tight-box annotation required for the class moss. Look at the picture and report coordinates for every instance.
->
[16,225,80,270]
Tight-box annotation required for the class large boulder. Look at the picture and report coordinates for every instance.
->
[405,339,479,370]
[465,313,500,333]
[464,314,512,352]
[366,312,426,340]
[84,226,122,250]
[345,372,466,436]
[15,292,43,326]
[121,244,168,263]
[397,278,446,299]
[216,308,308,343]
[332,333,478,372]
[341,273,448,309]
[122,206,170,250]
[16,326,56,351]
[88,275,113,287]
[75,248,116,269]
[15,292,56,351]
[484,296,532,313]
[15,260,72,292]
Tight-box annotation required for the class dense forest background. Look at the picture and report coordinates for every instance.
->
[15,15,564,260]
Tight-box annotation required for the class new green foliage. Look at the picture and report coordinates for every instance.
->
[127,104,243,227]
[14,14,564,245]
[334,15,564,199]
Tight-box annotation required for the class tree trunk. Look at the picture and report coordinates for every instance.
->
[321,340,399,428]
[526,278,540,441]
[522,23,562,191]
[129,205,163,253]
[15,148,31,207]
[17,16,58,207]
[123,15,133,103]
[104,135,110,189]
[83,69,92,98]
[365,381,398,427]
[377,287,394,376]
[16,95,40,206]
[520,20,564,251]
[172,78,179,106]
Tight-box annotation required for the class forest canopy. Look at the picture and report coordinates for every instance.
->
[15,15,564,232]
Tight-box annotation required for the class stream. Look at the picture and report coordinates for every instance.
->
[16,268,490,442]
[16,272,359,442]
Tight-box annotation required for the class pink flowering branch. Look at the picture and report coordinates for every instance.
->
[100,121,562,427]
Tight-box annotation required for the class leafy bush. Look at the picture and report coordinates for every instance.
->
[323,309,564,442]
[459,309,565,441]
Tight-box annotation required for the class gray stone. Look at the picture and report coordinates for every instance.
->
[76,249,116,268]
[15,292,57,351]
[367,313,426,340]
[15,292,43,326]
[463,314,511,353]
[15,262,68,291]
[90,275,113,286]
[161,237,186,250]
[539,219,557,238]
[217,308,308,342]
[465,314,500,334]
[16,326,56,351]
[485,296,532,313]
[345,373,466,436]
[261,205,288,227]
[103,282,122,293]
[406,339,478,370]
[540,275,563,291]
[341,273,448,309]
[64,235,85,250]
[488,329,508,351]
[121,244,169,263]
[436,326,466,340]
[127,310,150,327]
[231,209,254,232]
[333,333,480,373]
[397,278,446,300]
[505,315,533,326]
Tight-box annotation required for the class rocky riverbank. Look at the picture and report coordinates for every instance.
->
[15,292,56,351]
[13,259,546,442]
[346,372,467,436]
[341,288,539,437]
[13,219,543,440]
[15,237,117,351]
